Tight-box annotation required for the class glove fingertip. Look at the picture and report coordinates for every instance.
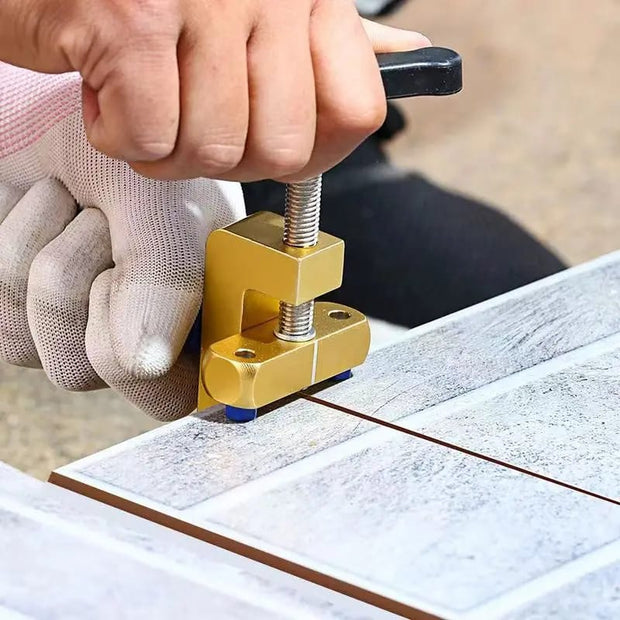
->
[122,334,177,381]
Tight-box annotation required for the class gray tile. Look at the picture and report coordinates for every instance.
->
[55,391,620,618]
[78,402,375,510]
[408,346,620,501]
[503,561,620,620]
[197,426,620,615]
[75,256,620,511]
[0,463,396,620]
[53,254,620,618]
[311,254,620,424]
[0,506,279,620]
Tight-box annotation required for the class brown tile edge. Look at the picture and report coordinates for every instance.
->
[48,471,441,620]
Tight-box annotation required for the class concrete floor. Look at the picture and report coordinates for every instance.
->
[2,0,619,479]
[385,0,620,264]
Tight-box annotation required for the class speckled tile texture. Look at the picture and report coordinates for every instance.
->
[79,402,376,510]
[311,254,620,424]
[79,254,620,509]
[70,317,405,509]
[202,428,620,615]
[503,561,620,620]
[57,414,620,619]
[408,346,620,501]
[0,463,395,620]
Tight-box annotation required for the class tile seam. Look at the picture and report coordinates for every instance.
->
[459,538,620,620]
[1,496,313,620]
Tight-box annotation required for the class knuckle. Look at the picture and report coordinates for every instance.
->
[45,362,101,392]
[131,139,177,162]
[29,252,65,292]
[87,127,176,163]
[335,96,387,137]
[121,0,180,33]
[255,140,312,177]
[194,141,245,175]
[56,18,94,65]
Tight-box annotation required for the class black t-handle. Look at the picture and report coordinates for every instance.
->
[378,47,462,100]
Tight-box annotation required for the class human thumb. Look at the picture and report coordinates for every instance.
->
[361,18,431,53]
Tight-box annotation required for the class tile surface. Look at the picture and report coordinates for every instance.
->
[56,403,620,619]
[54,253,620,619]
[1,508,277,620]
[78,254,620,510]
[408,345,620,501]
[74,315,406,510]
[199,426,620,615]
[302,254,620,503]
[79,402,376,510]
[503,561,620,620]
[310,253,620,425]
[0,463,394,620]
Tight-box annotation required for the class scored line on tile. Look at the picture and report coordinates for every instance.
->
[305,326,620,432]
[301,393,620,507]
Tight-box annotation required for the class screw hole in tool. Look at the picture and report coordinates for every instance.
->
[329,310,351,321]
[235,348,256,359]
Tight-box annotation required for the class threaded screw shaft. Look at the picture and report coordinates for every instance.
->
[275,175,322,342]
[282,176,322,248]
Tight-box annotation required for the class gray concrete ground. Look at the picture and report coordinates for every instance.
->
[385,0,620,265]
[2,0,619,479]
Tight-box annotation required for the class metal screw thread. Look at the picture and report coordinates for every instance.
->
[276,175,322,342]
[276,300,315,341]
[282,176,322,248]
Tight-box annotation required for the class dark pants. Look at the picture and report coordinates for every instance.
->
[242,130,565,328]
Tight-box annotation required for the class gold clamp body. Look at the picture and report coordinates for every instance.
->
[198,211,370,411]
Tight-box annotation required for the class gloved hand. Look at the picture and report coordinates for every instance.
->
[0,64,245,420]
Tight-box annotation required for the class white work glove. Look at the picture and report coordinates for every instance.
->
[0,63,245,420]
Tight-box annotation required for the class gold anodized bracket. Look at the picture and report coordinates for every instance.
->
[197,211,370,412]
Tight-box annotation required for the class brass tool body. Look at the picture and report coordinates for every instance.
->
[198,211,367,411]
[198,47,463,420]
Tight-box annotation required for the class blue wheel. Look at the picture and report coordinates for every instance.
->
[225,406,258,423]
[332,369,353,382]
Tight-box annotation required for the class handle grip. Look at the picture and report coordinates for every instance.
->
[378,47,462,100]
